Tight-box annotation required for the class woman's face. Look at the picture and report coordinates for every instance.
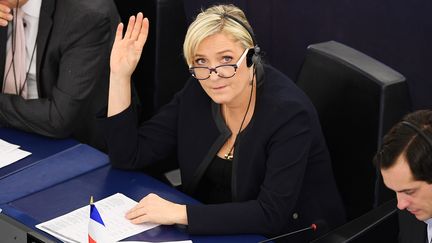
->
[192,32,252,106]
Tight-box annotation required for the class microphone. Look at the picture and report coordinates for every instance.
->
[258,220,326,243]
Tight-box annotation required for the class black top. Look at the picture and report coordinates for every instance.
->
[195,156,232,204]
[398,210,427,243]
[101,64,346,238]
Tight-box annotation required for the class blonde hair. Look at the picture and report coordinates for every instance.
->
[183,4,254,67]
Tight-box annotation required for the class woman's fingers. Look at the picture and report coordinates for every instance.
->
[130,214,150,224]
[114,22,124,44]
[126,205,144,219]
[120,13,148,46]
[124,15,135,39]
[126,207,148,222]
[137,17,149,48]
[130,12,143,41]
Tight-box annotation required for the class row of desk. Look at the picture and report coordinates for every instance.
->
[0,128,267,242]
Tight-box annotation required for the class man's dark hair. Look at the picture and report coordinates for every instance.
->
[373,110,432,183]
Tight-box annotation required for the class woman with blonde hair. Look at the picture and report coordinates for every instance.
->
[101,4,345,241]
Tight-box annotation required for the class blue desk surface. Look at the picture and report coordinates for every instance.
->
[0,128,77,178]
[3,166,267,243]
[0,143,109,204]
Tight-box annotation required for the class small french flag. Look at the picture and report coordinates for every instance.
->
[88,196,111,243]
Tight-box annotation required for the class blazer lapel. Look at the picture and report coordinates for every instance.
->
[36,0,55,90]
[0,27,7,89]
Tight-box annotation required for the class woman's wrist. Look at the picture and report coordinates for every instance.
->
[110,72,132,85]
[174,204,188,225]
[107,75,132,117]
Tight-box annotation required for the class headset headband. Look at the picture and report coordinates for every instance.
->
[401,121,432,148]
[221,13,258,48]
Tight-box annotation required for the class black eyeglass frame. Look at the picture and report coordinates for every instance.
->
[189,48,249,80]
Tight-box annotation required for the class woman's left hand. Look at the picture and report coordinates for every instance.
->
[110,12,149,82]
[126,193,188,225]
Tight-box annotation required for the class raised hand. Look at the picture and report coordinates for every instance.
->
[107,13,149,116]
[110,12,149,81]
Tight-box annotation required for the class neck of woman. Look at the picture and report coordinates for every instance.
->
[223,84,256,134]
[224,85,256,121]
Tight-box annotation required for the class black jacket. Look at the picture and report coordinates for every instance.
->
[0,0,119,150]
[101,65,345,240]
[398,210,427,243]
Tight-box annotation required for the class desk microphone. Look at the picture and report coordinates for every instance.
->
[258,220,326,243]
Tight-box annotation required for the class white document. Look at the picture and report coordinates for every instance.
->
[36,193,159,243]
[0,138,20,154]
[0,139,31,168]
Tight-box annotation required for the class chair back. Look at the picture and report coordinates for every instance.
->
[296,40,411,220]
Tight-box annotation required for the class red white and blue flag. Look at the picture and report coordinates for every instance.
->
[88,197,111,243]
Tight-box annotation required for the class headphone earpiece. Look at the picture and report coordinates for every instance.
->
[246,48,255,68]
[246,46,260,68]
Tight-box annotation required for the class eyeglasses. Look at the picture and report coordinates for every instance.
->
[189,48,249,80]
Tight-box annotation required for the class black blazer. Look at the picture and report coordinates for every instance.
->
[398,210,427,243]
[101,65,345,240]
[0,0,119,150]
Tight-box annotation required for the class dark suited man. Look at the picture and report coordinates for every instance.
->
[374,110,432,243]
[0,0,119,150]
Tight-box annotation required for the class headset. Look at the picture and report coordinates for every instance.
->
[401,121,432,148]
[220,13,261,68]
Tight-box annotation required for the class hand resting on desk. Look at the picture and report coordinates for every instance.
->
[126,193,188,225]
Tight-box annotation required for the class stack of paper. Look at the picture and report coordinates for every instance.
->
[36,193,162,243]
[0,139,31,168]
